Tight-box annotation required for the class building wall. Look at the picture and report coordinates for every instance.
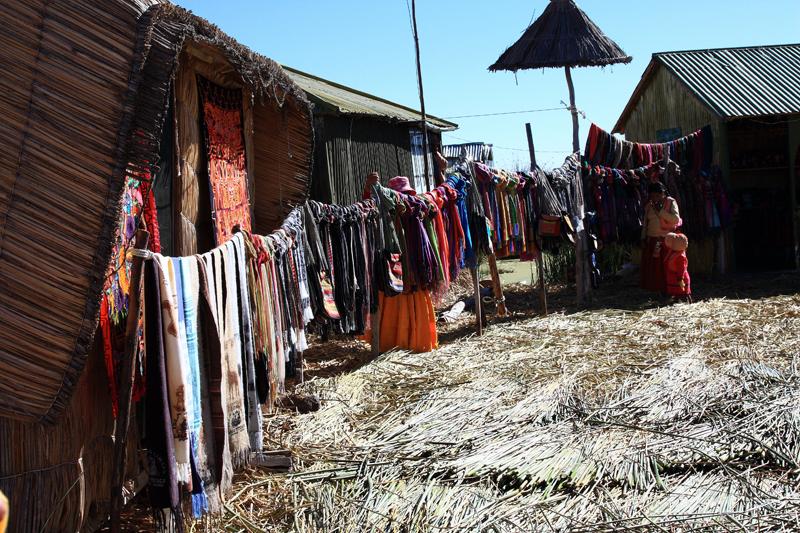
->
[782,119,800,269]
[619,64,727,275]
[621,64,723,165]
[311,116,419,205]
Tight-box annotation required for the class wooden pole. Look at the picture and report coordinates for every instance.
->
[525,122,537,168]
[471,267,483,335]
[171,88,182,256]
[110,228,149,533]
[411,0,432,191]
[537,254,548,315]
[486,254,507,317]
[565,67,579,153]
[526,123,548,315]
[565,66,589,307]
[370,308,381,358]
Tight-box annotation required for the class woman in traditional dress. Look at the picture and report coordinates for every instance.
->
[641,182,682,294]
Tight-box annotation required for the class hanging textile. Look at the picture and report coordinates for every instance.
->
[233,235,263,452]
[128,174,506,522]
[198,76,252,246]
[217,239,251,466]
[100,172,160,414]
[177,256,209,516]
[583,159,732,244]
[154,255,194,484]
[142,259,183,531]
[584,123,714,174]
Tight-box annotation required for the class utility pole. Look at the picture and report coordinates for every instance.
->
[411,0,431,190]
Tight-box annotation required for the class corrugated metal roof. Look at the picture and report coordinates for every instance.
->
[615,44,800,131]
[443,142,494,163]
[656,44,800,118]
[283,66,458,131]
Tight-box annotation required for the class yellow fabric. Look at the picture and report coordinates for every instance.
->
[362,291,438,353]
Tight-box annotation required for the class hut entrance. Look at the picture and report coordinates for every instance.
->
[727,118,794,271]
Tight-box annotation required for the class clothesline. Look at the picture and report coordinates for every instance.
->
[581,124,732,245]
[101,138,607,526]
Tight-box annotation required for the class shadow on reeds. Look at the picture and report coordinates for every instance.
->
[438,270,800,345]
[295,271,800,385]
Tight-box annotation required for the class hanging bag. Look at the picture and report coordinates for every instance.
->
[538,214,562,238]
[383,252,404,296]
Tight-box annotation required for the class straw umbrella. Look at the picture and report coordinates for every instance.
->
[489,0,631,306]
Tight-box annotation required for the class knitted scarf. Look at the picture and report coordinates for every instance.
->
[143,259,183,532]
[154,255,193,483]
[233,234,263,452]
[220,242,250,467]
[178,257,210,517]
[197,256,225,502]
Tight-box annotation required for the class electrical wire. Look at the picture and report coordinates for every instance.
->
[442,107,566,119]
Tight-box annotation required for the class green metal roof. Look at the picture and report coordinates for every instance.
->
[282,66,457,131]
[615,43,800,132]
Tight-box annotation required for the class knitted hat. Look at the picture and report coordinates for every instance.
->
[388,176,416,195]
[665,232,688,252]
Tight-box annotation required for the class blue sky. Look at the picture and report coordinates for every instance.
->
[175,1,799,169]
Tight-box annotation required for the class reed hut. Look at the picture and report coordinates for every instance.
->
[283,66,457,205]
[0,1,313,530]
[489,0,632,306]
[614,44,800,272]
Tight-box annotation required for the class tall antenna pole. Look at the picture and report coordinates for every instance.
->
[411,0,431,190]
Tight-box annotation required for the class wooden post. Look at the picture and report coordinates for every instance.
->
[486,254,507,317]
[526,123,548,315]
[537,253,548,315]
[565,66,590,307]
[171,88,181,256]
[370,308,381,358]
[565,66,580,154]
[410,0,432,191]
[526,123,537,168]
[471,267,483,335]
[110,228,149,533]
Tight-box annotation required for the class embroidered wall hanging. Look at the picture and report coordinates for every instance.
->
[198,76,252,245]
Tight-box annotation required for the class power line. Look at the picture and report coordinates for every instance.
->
[442,107,565,119]
[442,134,570,153]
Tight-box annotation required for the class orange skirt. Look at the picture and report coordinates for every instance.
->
[361,291,438,352]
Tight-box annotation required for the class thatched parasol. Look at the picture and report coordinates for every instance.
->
[489,0,631,151]
[489,0,631,305]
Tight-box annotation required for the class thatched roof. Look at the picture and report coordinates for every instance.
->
[488,0,632,71]
[0,0,313,424]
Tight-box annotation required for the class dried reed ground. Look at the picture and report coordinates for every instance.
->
[199,285,800,532]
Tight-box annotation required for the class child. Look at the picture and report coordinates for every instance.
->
[664,232,692,302]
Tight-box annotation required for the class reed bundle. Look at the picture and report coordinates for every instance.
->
[211,293,800,531]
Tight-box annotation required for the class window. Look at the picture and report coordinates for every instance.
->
[409,129,432,193]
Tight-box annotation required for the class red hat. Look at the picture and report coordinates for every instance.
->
[388,176,416,195]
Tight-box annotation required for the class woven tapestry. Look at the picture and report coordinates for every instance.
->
[198,76,252,245]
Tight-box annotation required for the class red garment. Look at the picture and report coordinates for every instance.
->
[641,236,667,293]
[587,123,599,162]
[100,294,119,418]
[424,190,451,288]
[141,179,161,253]
[665,249,691,297]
